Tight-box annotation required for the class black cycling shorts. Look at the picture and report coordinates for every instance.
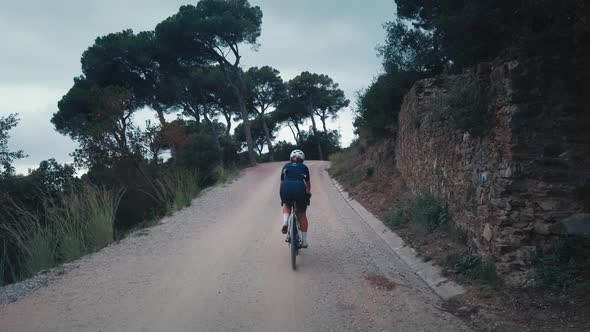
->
[280,192,310,211]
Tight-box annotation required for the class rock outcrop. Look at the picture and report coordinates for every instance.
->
[395,56,590,284]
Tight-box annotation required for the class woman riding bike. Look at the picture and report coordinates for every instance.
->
[279,149,311,248]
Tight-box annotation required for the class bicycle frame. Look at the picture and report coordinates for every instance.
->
[287,201,301,270]
[287,203,301,243]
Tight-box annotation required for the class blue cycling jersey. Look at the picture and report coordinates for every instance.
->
[280,162,310,183]
[280,162,310,202]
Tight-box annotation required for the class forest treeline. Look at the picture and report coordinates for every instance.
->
[0,0,349,285]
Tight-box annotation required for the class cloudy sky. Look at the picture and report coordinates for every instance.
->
[1,0,395,173]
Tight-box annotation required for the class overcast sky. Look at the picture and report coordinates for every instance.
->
[0,0,395,173]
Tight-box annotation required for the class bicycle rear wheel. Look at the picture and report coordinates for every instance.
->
[290,207,298,270]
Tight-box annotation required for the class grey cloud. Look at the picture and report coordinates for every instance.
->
[7,104,77,172]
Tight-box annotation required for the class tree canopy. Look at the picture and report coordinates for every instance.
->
[394,0,590,68]
[155,0,264,165]
[354,0,590,143]
[287,72,349,160]
[0,114,26,174]
[53,80,139,167]
[244,66,286,160]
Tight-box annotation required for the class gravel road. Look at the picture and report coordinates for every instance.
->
[0,161,468,331]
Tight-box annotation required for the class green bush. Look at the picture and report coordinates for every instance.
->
[329,145,361,180]
[411,194,449,233]
[298,130,342,160]
[382,194,449,233]
[427,78,490,136]
[176,133,221,185]
[354,69,423,142]
[533,236,590,290]
[445,253,501,287]
[218,135,240,168]
[273,141,298,161]
[384,209,409,227]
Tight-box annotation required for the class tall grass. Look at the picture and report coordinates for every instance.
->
[161,168,200,212]
[214,166,239,184]
[81,184,122,251]
[0,183,123,281]
[330,145,366,186]
[329,147,358,179]
[25,229,56,275]
[0,201,51,276]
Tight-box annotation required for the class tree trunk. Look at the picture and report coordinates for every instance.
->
[152,147,160,166]
[259,113,274,161]
[223,112,232,137]
[155,108,166,126]
[321,116,330,154]
[185,105,200,124]
[234,80,257,166]
[203,111,221,150]
[256,142,263,156]
[321,116,328,136]
[117,114,130,157]
[155,105,179,162]
[308,108,324,160]
[286,123,298,144]
[293,122,302,145]
[217,62,256,166]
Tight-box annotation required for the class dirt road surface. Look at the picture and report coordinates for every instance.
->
[0,162,467,331]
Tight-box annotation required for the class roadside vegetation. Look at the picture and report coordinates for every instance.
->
[331,1,589,330]
[0,0,348,286]
[329,145,367,187]
[337,0,589,291]
[426,77,490,136]
[381,194,500,287]
[532,236,590,291]
[0,184,122,284]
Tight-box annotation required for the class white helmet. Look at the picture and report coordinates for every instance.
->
[290,149,305,161]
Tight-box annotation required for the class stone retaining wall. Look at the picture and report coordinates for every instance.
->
[395,56,590,284]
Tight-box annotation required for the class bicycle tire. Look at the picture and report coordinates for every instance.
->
[291,204,298,270]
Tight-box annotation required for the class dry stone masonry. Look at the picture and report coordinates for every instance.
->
[395,56,590,285]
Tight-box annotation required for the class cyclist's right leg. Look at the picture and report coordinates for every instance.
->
[298,204,309,247]
[281,205,291,234]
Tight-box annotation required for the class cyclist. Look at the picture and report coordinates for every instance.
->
[280,149,311,248]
